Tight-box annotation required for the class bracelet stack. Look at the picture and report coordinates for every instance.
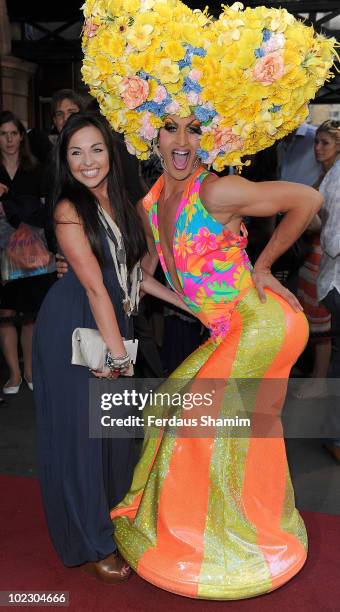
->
[106,351,131,373]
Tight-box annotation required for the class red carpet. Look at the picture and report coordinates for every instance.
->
[0,475,339,612]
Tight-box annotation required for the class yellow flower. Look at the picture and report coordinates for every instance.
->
[200,133,215,151]
[162,41,185,62]
[166,75,184,95]
[126,0,141,12]
[127,23,154,51]
[157,59,180,83]
[98,32,125,58]
[141,0,155,9]
[174,231,194,257]
[270,8,295,33]
[83,0,106,19]
[193,9,211,28]
[124,111,142,132]
[95,54,113,76]
[125,133,149,153]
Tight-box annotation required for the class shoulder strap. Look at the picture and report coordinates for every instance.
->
[142,174,164,213]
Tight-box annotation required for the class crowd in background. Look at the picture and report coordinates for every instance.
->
[0,90,339,459]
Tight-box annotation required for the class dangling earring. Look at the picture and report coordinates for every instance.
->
[192,156,200,170]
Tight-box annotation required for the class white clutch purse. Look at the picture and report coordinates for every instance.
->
[71,328,138,374]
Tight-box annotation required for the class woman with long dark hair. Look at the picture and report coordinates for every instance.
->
[33,112,189,583]
[0,110,55,394]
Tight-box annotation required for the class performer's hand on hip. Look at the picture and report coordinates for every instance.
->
[252,267,303,312]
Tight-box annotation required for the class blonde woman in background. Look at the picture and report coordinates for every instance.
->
[316,120,340,461]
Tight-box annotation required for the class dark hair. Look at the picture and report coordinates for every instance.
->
[50,112,146,269]
[86,98,101,115]
[51,89,85,117]
[0,110,37,170]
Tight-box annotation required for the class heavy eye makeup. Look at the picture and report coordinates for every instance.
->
[163,121,202,135]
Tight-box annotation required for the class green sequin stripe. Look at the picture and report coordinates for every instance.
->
[198,288,287,599]
[280,464,308,551]
[113,340,215,569]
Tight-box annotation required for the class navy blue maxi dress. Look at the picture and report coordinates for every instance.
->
[33,228,136,567]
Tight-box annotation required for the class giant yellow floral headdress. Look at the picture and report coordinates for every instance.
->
[82,0,337,170]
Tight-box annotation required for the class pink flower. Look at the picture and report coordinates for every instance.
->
[140,112,158,140]
[187,91,200,106]
[263,33,285,54]
[188,69,202,81]
[84,20,99,39]
[165,100,180,114]
[206,149,219,164]
[153,85,167,103]
[213,127,244,152]
[125,140,136,155]
[193,228,217,254]
[253,52,285,85]
[120,76,149,109]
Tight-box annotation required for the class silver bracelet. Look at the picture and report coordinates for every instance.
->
[106,351,131,371]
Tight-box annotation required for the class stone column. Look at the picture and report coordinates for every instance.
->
[0,0,37,125]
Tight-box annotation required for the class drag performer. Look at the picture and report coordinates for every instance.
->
[81,0,336,599]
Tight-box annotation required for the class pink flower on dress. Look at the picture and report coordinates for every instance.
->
[120,76,149,109]
[210,315,231,343]
[253,52,285,85]
[193,228,217,254]
[153,85,167,103]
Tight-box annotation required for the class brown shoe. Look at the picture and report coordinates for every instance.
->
[82,551,131,584]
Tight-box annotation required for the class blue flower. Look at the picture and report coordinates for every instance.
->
[262,28,271,42]
[178,58,190,69]
[254,48,265,58]
[194,105,217,123]
[137,70,149,80]
[269,105,282,113]
[197,148,209,161]
[136,101,167,116]
[183,77,202,94]
[191,46,207,57]
[179,44,206,67]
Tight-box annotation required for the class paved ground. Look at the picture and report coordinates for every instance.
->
[1,376,340,515]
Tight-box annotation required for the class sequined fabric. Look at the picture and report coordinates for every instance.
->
[111,168,309,599]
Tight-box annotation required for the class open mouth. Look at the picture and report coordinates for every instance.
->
[171,150,190,171]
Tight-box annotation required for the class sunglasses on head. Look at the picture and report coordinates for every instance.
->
[322,119,340,129]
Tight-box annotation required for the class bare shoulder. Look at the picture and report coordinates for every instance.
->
[201,172,252,210]
[54,199,81,224]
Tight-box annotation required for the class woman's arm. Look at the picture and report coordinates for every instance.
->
[55,201,126,361]
[141,270,193,314]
